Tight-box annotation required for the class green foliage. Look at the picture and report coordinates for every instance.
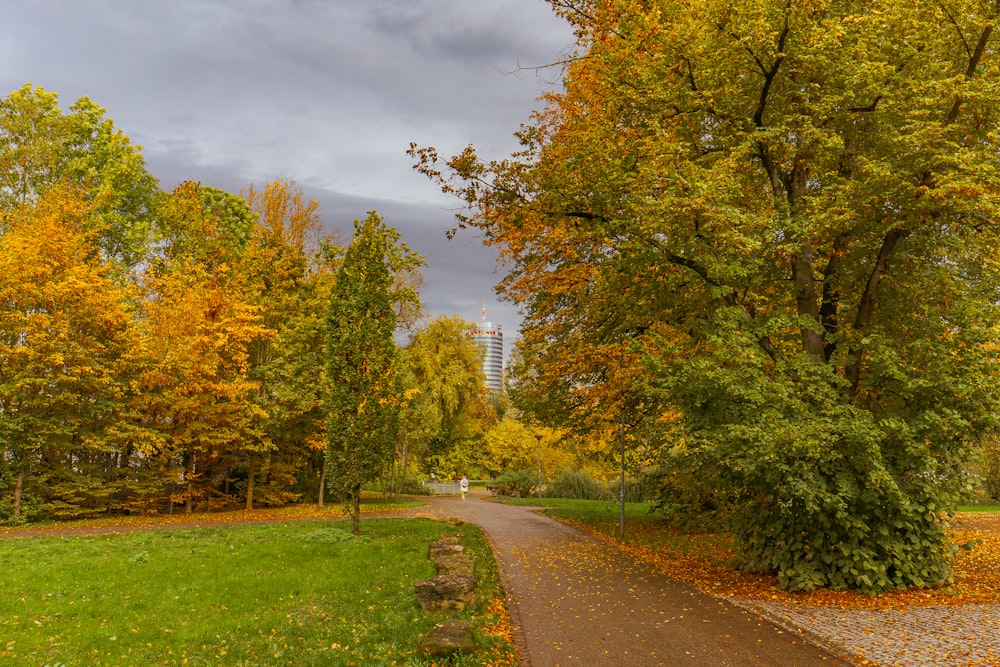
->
[155,181,255,266]
[413,0,1000,594]
[645,464,733,531]
[486,469,539,498]
[392,316,487,494]
[326,212,416,533]
[650,326,978,592]
[545,468,609,501]
[0,84,159,268]
[197,184,257,256]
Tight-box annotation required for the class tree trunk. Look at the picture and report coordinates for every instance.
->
[185,455,194,514]
[793,244,825,359]
[245,452,256,511]
[13,468,25,519]
[351,484,361,536]
[318,455,326,507]
[846,228,911,393]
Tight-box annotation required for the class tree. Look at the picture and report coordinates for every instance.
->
[238,179,330,508]
[0,188,134,519]
[412,0,1000,592]
[326,212,422,534]
[0,84,160,269]
[135,183,271,513]
[392,315,487,493]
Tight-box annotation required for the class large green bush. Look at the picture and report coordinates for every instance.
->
[609,474,651,504]
[486,469,538,498]
[545,468,609,500]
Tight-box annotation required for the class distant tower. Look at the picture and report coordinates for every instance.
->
[468,305,504,391]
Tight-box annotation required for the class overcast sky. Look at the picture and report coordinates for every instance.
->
[1,0,574,344]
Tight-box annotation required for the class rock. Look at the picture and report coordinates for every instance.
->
[428,540,465,560]
[419,619,476,658]
[434,552,475,576]
[414,574,478,612]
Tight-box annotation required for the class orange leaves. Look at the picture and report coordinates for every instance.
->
[563,512,1000,612]
[0,500,410,537]
[242,179,323,254]
[0,186,133,454]
[478,596,519,667]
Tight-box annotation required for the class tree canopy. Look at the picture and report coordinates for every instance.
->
[0,84,160,269]
[325,212,423,534]
[412,0,1000,592]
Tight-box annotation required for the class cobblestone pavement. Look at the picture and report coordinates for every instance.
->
[738,599,1000,666]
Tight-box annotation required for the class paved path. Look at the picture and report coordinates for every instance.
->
[421,493,849,666]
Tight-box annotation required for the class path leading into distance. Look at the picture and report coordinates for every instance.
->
[421,492,849,667]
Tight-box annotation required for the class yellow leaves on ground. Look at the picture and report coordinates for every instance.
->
[0,499,413,537]
[563,512,1000,611]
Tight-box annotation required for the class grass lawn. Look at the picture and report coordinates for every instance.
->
[957,504,1000,512]
[0,518,516,666]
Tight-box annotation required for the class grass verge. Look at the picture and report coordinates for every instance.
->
[957,504,1000,513]
[494,496,1000,609]
[0,496,424,534]
[0,518,516,666]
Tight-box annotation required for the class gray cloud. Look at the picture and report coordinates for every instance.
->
[2,0,570,349]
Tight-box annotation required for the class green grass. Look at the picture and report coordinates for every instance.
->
[493,496,732,561]
[0,518,514,666]
[496,496,653,520]
[957,504,1000,513]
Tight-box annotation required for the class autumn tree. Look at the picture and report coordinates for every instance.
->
[412,0,1000,592]
[0,84,160,268]
[136,182,270,513]
[326,212,423,534]
[237,179,331,508]
[391,315,487,493]
[0,188,134,520]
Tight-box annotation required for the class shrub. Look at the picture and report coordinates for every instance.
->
[546,468,609,500]
[486,469,538,498]
[608,475,650,503]
[646,464,733,531]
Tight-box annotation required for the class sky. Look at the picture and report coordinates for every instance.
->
[1,0,575,346]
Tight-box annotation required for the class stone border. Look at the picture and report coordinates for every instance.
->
[415,531,478,658]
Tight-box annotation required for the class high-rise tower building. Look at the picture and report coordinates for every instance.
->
[468,306,503,391]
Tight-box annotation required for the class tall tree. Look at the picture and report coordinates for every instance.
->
[136,183,270,513]
[238,179,330,509]
[392,315,487,493]
[0,188,133,519]
[413,0,1000,592]
[326,212,421,534]
[0,84,159,268]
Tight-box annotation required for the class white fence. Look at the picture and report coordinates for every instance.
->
[422,481,462,495]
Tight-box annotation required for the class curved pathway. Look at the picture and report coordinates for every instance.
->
[421,493,849,666]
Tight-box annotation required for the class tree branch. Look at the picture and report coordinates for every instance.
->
[819,232,850,361]
[946,25,993,124]
[846,227,911,392]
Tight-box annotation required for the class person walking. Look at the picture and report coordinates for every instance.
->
[460,474,469,500]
